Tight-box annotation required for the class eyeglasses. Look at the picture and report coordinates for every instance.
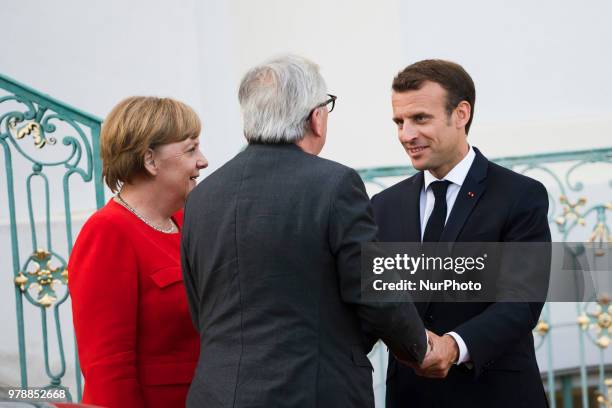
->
[305,94,337,121]
[317,94,337,113]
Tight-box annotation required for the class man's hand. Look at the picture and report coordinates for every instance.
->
[412,331,459,379]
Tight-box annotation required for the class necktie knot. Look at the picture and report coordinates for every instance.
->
[430,180,451,200]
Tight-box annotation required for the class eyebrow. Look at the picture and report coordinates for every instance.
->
[410,112,433,119]
[392,112,433,123]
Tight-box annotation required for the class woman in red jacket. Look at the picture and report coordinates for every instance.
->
[69,96,206,408]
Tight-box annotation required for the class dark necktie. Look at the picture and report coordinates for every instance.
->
[423,180,451,242]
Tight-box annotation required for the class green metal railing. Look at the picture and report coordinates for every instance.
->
[359,147,612,408]
[1,73,104,401]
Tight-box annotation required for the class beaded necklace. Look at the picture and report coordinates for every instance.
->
[116,193,177,234]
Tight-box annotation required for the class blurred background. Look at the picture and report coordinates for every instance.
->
[1,0,611,406]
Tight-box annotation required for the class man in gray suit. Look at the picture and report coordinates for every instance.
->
[181,55,427,407]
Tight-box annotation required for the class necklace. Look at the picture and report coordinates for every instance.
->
[116,193,177,234]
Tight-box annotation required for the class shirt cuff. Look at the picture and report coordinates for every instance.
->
[446,331,470,364]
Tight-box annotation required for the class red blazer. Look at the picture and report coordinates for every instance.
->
[69,200,200,408]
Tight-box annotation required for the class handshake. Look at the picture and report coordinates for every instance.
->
[398,330,460,379]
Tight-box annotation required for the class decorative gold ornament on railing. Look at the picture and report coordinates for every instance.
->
[534,319,550,336]
[589,218,612,246]
[13,248,67,308]
[577,299,612,349]
[37,293,56,308]
[577,313,590,330]
[556,195,587,226]
[597,378,612,407]
[14,272,28,291]
[33,248,48,260]
[8,117,56,149]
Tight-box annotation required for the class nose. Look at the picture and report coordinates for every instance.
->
[197,150,208,169]
[398,122,418,143]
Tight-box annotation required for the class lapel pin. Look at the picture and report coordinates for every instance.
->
[467,191,475,198]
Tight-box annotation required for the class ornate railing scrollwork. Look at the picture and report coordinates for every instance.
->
[1,72,105,401]
[597,378,612,407]
[578,300,612,349]
[14,249,68,308]
[556,195,587,227]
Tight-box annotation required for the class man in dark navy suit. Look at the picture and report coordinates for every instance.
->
[372,59,551,407]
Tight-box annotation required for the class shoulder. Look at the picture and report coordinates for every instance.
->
[69,201,137,273]
[75,201,133,244]
[307,157,368,201]
[311,154,356,178]
[487,161,547,196]
[274,148,366,202]
[186,146,360,215]
[371,173,420,205]
[196,149,248,186]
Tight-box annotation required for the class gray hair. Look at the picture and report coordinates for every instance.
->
[238,55,328,143]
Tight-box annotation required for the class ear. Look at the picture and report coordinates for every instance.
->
[309,107,325,139]
[143,148,158,176]
[454,101,471,130]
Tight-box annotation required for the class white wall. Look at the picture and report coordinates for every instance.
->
[1,0,611,405]
[225,0,612,168]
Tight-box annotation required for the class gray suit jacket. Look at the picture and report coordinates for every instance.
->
[181,143,426,408]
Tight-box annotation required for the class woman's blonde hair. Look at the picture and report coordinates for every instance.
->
[100,96,201,193]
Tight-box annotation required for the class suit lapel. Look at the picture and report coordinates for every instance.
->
[401,172,423,243]
[440,147,489,243]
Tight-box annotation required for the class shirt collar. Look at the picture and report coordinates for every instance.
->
[423,145,476,191]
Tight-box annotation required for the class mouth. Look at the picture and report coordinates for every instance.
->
[189,175,199,181]
[407,146,428,155]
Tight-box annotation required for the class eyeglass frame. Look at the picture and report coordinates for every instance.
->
[304,94,337,122]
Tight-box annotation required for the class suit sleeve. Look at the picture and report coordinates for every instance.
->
[453,180,551,376]
[68,217,145,407]
[328,168,428,364]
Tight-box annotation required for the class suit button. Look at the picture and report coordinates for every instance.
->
[426,315,434,323]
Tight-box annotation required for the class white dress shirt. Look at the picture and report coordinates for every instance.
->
[419,145,475,365]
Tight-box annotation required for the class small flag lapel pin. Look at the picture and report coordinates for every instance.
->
[467,191,475,198]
